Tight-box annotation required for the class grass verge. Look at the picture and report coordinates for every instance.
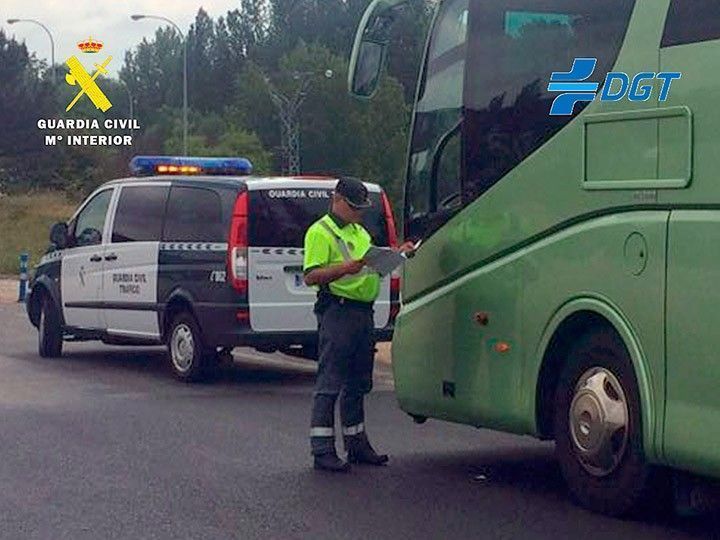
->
[0,193,77,275]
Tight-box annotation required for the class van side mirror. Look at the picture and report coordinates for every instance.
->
[77,227,101,247]
[49,222,68,250]
[348,0,407,99]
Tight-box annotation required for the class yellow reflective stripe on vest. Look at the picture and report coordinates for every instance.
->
[317,219,374,280]
[318,220,352,262]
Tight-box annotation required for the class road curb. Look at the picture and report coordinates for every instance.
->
[376,342,392,365]
[0,279,18,304]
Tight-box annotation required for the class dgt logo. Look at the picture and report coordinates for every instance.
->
[548,58,682,116]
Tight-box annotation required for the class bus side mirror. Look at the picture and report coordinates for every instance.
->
[351,41,387,98]
[49,222,68,250]
[348,0,407,99]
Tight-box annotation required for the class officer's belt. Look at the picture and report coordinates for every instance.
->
[323,292,374,311]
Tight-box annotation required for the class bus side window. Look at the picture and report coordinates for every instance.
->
[662,0,720,48]
[462,0,636,205]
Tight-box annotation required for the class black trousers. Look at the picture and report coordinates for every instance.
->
[310,300,374,456]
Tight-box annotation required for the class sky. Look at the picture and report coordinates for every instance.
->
[2,0,241,78]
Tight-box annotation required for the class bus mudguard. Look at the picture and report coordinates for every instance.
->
[528,296,659,462]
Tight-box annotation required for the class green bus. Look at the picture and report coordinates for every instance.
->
[349,0,720,516]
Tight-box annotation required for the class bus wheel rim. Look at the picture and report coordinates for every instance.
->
[568,367,629,477]
[171,324,194,373]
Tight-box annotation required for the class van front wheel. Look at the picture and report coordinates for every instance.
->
[554,329,662,517]
[38,294,63,358]
[167,312,214,382]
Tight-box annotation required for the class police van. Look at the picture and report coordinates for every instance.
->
[26,156,400,381]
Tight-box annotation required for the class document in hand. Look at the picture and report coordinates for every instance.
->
[363,247,407,277]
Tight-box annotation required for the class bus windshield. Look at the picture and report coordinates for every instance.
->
[406,0,636,238]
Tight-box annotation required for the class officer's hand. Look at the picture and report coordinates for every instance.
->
[343,260,366,276]
[397,241,416,255]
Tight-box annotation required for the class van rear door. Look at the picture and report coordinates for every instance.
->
[247,182,391,333]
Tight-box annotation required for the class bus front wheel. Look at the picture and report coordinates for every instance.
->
[553,328,662,517]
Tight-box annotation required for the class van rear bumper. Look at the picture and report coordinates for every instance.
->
[209,328,395,349]
[195,304,393,348]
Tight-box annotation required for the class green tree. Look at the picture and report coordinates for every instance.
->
[0,30,59,191]
[1,1,433,200]
[263,0,431,99]
[164,110,272,173]
[187,9,217,113]
[231,42,409,203]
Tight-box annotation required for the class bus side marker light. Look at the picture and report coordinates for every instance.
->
[494,342,511,354]
[474,312,490,326]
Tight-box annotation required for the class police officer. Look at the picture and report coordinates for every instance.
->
[303,177,413,472]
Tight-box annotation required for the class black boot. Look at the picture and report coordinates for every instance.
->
[346,434,389,466]
[314,452,351,473]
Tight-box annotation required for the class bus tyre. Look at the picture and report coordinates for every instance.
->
[38,294,63,359]
[554,329,659,517]
[167,312,214,383]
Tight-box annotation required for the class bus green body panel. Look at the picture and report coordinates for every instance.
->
[659,34,720,476]
[665,212,720,477]
[394,213,667,460]
[386,0,720,479]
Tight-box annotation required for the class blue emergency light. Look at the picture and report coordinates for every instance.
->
[130,156,253,177]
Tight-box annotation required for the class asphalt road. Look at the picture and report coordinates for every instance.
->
[0,303,718,539]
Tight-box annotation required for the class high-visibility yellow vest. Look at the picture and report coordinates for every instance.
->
[303,214,380,303]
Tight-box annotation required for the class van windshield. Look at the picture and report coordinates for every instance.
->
[248,188,389,247]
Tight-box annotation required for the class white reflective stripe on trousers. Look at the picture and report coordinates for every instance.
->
[342,423,365,436]
[310,427,334,438]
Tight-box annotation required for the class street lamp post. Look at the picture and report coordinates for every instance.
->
[131,14,188,156]
[264,70,333,176]
[7,18,56,83]
[119,79,134,129]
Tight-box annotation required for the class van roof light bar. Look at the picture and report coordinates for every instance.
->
[130,156,253,177]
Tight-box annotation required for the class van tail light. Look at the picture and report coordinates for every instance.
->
[381,191,399,248]
[390,303,401,323]
[391,270,401,298]
[382,191,401,324]
[390,269,401,323]
[228,191,249,295]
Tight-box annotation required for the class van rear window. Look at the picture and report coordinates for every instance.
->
[248,188,389,247]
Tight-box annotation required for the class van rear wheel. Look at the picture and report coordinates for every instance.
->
[553,328,664,517]
[167,312,214,382]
